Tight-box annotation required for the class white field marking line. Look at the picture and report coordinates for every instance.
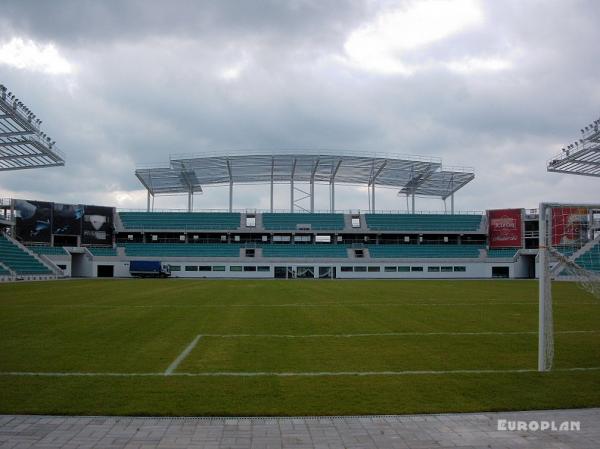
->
[164,335,202,375]
[200,330,600,338]
[1,367,600,377]
[3,302,598,308]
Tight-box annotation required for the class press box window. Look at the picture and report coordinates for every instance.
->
[170,265,181,272]
[229,266,242,272]
[341,266,353,272]
[428,266,440,272]
[354,266,367,272]
[198,266,212,272]
[368,266,381,272]
[441,266,453,273]
[243,266,257,272]
[257,266,271,272]
[398,266,410,272]
[411,266,424,272]
[212,266,226,271]
[384,266,397,272]
[453,266,466,272]
[185,266,198,272]
[246,215,256,227]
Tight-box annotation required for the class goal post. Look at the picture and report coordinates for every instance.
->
[538,202,600,371]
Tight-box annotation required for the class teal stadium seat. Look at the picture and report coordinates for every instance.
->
[261,244,348,258]
[26,245,68,256]
[0,266,10,275]
[119,212,241,230]
[487,249,518,258]
[123,243,242,257]
[87,247,118,256]
[0,235,52,274]
[262,213,345,230]
[365,214,483,232]
[367,244,483,259]
[574,241,600,272]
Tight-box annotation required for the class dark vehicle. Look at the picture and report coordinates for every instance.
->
[129,260,171,278]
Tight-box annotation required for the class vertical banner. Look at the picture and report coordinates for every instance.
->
[14,199,53,243]
[52,203,84,235]
[551,207,587,246]
[488,208,523,248]
[82,205,114,244]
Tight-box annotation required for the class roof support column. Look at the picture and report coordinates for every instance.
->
[270,158,274,213]
[451,193,455,215]
[330,182,335,213]
[411,192,415,214]
[290,158,297,213]
[146,190,151,212]
[229,181,233,213]
[310,179,314,213]
[187,190,193,213]
[371,183,376,213]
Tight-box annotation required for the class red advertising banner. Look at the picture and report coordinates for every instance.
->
[551,207,587,246]
[488,209,523,248]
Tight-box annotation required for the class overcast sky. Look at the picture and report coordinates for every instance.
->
[0,0,599,213]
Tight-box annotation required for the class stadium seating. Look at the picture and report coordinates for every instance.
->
[367,244,483,259]
[0,266,10,275]
[261,244,348,258]
[122,243,241,257]
[26,245,68,255]
[487,249,518,258]
[365,214,483,232]
[0,235,52,274]
[119,212,241,230]
[87,247,117,256]
[575,241,600,272]
[262,213,345,230]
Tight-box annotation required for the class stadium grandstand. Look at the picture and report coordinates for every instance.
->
[0,148,565,281]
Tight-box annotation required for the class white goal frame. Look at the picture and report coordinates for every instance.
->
[538,202,600,372]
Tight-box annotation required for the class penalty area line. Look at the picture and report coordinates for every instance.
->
[1,367,600,377]
[164,335,202,375]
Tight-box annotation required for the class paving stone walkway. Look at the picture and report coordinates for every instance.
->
[1,408,598,449]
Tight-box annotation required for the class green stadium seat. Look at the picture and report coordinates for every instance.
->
[0,235,53,275]
[262,213,345,230]
[119,212,241,230]
[122,243,242,257]
[261,244,348,258]
[367,244,483,259]
[487,249,518,258]
[365,214,483,232]
[26,245,68,256]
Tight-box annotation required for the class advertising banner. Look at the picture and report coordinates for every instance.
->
[551,207,588,246]
[52,203,84,235]
[81,205,114,244]
[14,199,52,243]
[488,209,523,248]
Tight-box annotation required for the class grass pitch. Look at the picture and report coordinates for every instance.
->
[0,279,599,416]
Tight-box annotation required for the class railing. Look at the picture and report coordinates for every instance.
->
[117,207,485,215]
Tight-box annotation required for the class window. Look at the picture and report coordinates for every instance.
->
[152,235,158,241]
[441,266,453,273]
[398,266,410,272]
[193,235,199,240]
[341,266,353,272]
[185,266,198,272]
[179,235,185,241]
[213,266,226,271]
[170,265,181,272]
[368,266,381,272]
[245,248,255,257]
[229,266,242,272]
[384,266,397,272]
[315,235,331,243]
[57,264,67,270]
[354,266,367,272]
[294,235,311,242]
[411,266,423,272]
[246,215,256,227]
[428,266,440,272]
[404,236,410,243]
[243,266,257,272]
[234,235,240,242]
[351,216,361,228]
[453,266,466,272]
[198,266,212,272]
[127,235,133,241]
[257,266,270,272]
[273,235,291,242]
[221,235,227,242]
[354,249,364,258]
[443,236,449,243]
[262,235,268,242]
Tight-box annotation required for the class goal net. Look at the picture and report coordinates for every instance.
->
[538,203,600,371]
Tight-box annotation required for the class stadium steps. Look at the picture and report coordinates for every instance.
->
[0,261,15,279]
[0,234,58,277]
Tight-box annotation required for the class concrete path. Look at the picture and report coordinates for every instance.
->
[0,408,598,449]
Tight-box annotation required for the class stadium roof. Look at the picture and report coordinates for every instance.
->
[0,84,65,171]
[547,118,600,178]
[136,151,474,201]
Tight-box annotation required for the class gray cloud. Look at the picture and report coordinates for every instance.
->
[1,0,599,212]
